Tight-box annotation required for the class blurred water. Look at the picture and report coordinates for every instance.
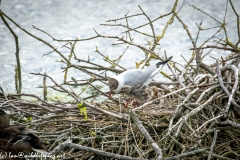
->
[0,0,239,96]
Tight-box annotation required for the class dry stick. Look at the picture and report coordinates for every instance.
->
[189,4,222,24]
[94,47,126,70]
[135,89,167,110]
[64,40,77,83]
[129,120,145,158]
[173,9,205,80]
[182,55,194,78]
[43,72,47,101]
[14,66,19,94]
[168,87,199,132]
[182,118,195,133]
[216,60,240,113]
[49,131,71,151]
[191,114,222,136]
[101,23,153,38]
[133,84,201,111]
[164,148,207,160]
[71,64,123,73]
[209,52,239,68]
[0,88,40,118]
[193,129,215,140]
[138,5,157,51]
[19,102,63,113]
[106,13,143,22]
[199,25,225,49]
[205,152,237,160]
[64,78,104,86]
[32,25,99,42]
[139,51,152,69]
[50,139,146,160]
[229,0,240,46]
[75,57,123,73]
[196,49,217,75]
[173,11,196,48]
[196,84,220,103]
[30,113,72,123]
[234,51,240,70]
[47,85,67,94]
[8,102,40,118]
[113,45,129,66]
[195,20,203,44]
[75,57,106,68]
[94,30,161,59]
[174,120,184,137]
[124,116,130,156]
[121,0,178,34]
[2,12,69,64]
[195,73,212,84]
[216,2,233,49]
[87,81,119,103]
[31,72,128,121]
[74,78,95,102]
[157,13,176,48]
[12,93,70,110]
[223,0,228,30]
[169,135,186,153]
[68,64,108,80]
[216,119,240,129]
[226,68,233,86]
[137,23,170,75]
[129,110,163,160]
[190,45,239,53]
[207,129,218,160]
[169,91,221,136]
[124,12,132,42]
[0,10,22,94]
[202,38,224,59]
[167,62,185,88]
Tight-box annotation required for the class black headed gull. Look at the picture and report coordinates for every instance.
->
[108,56,172,97]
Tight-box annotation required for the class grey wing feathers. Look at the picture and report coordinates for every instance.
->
[121,69,154,86]
[121,56,172,86]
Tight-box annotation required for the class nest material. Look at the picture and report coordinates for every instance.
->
[1,54,240,159]
[1,1,240,159]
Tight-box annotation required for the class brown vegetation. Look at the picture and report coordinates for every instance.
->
[0,0,240,159]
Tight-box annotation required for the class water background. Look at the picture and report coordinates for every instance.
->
[0,0,239,98]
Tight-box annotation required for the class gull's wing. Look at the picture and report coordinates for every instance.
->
[120,68,154,86]
[120,56,172,87]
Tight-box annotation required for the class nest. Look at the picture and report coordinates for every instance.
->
[1,49,240,159]
[1,0,240,159]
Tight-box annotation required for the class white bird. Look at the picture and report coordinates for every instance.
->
[108,56,172,97]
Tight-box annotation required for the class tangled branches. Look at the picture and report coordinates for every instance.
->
[1,0,240,159]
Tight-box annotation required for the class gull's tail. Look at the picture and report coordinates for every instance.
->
[144,56,173,86]
[156,56,173,68]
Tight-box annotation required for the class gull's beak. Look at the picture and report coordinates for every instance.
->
[108,90,113,99]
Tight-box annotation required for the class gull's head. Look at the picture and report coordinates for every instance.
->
[108,78,119,91]
[108,78,119,98]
